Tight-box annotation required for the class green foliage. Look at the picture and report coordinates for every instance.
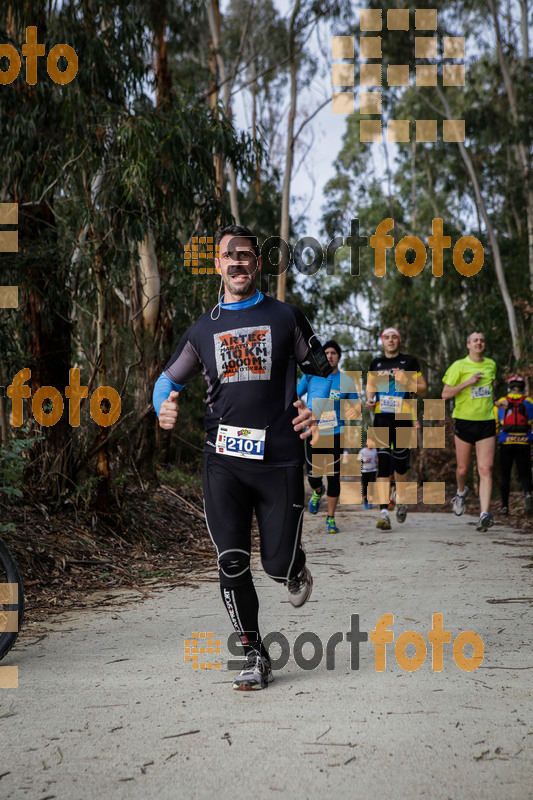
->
[0,439,31,503]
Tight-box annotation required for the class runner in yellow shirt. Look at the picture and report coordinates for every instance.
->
[442,332,499,531]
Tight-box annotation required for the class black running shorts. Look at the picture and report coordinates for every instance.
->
[454,419,496,445]
[202,453,305,583]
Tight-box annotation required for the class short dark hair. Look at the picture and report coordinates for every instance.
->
[323,340,341,358]
[215,225,259,256]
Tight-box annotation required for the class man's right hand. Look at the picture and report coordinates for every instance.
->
[159,390,180,429]
[468,372,484,386]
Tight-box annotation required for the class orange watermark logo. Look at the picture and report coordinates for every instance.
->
[0,27,78,85]
[184,631,222,670]
[184,238,220,275]
[332,9,466,143]
[0,202,19,309]
[7,368,121,428]
[188,221,483,279]
[197,614,484,673]
[0,582,20,689]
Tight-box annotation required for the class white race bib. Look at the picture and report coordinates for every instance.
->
[216,424,265,460]
[380,395,402,413]
[471,385,491,399]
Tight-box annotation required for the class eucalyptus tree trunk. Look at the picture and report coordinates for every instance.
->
[94,247,110,513]
[206,0,240,222]
[437,87,521,360]
[488,0,533,295]
[278,0,300,302]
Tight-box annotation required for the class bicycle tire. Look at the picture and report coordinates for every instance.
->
[0,538,24,661]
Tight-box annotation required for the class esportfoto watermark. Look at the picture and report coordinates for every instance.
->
[185,614,484,673]
[0,27,78,85]
[189,219,484,278]
[332,8,466,143]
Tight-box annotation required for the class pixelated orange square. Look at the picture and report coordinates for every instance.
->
[332,36,354,58]
[387,65,409,86]
[423,481,445,504]
[416,120,437,142]
[395,397,417,421]
[443,65,465,86]
[0,609,19,634]
[341,455,361,477]
[0,202,18,224]
[360,9,382,30]
[340,425,362,449]
[341,399,361,421]
[360,37,382,59]
[423,427,446,449]
[394,370,417,394]
[416,65,437,86]
[396,427,418,448]
[387,9,409,30]
[332,64,355,86]
[415,37,437,58]
[339,482,362,505]
[360,64,382,86]
[0,583,18,605]
[0,231,18,252]
[369,481,390,505]
[424,399,445,420]
[360,120,382,142]
[388,120,410,142]
[360,91,382,114]
[0,286,18,308]
[332,92,355,114]
[0,666,18,688]
[368,426,389,448]
[312,452,335,476]
[415,9,437,30]
[443,37,465,58]
[341,371,363,394]
[396,482,418,504]
[443,119,465,142]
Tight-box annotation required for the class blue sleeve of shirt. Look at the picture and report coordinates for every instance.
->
[297,375,309,397]
[306,375,333,418]
[152,372,184,417]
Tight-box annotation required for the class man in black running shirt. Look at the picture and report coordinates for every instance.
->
[153,225,331,690]
[366,327,427,531]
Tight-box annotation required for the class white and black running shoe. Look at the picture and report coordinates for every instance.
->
[452,486,469,516]
[233,651,273,691]
[287,566,313,607]
[476,512,494,532]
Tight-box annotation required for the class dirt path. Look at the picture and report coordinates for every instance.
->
[1,506,532,799]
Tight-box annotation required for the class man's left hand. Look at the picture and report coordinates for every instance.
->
[292,399,316,439]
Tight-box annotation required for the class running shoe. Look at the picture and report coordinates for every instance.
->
[308,485,324,515]
[496,506,508,515]
[452,486,469,516]
[476,512,494,532]
[525,493,533,516]
[388,488,396,511]
[396,504,407,524]
[376,510,391,531]
[233,651,273,691]
[287,566,313,607]
[364,502,373,510]
[326,516,339,534]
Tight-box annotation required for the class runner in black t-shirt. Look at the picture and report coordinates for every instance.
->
[153,225,331,690]
[366,328,427,530]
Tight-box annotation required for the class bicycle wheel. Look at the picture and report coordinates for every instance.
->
[0,538,24,661]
